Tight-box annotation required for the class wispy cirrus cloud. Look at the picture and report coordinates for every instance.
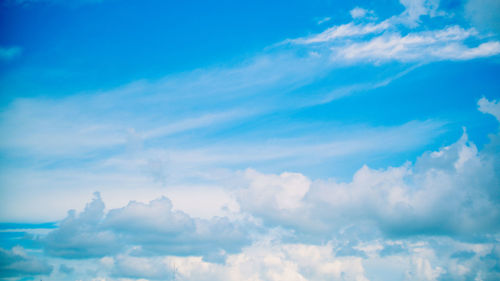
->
[290,20,499,63]
[334,27,500,63]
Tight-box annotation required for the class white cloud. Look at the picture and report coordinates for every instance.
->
[104,241,369,281]
[27,98,500,280]
[334,26,500,63]
[3,2,500,281]
[398,0,441,25]
[43,192,122,259]
[43,193,255,260]
[77,236,500,281]
[240,169,310,211]
[350,7,376,19]
[317,17,331,25]
[291,21,391,44]
[289,11,500,63]
[478,97,500,121]
[234,100,500,239]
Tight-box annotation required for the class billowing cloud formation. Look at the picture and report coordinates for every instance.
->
[43,193,254,261]
[33,98,500,280]
[237,104,500,240]
[103,240,369,281]
[99,237,500,281]
[310,129,499,238]
[0,246,53,278]
[43,192,122,259]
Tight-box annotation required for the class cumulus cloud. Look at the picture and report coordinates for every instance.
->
[23,98,500,280]
[235,98,500,240]
[0,246,53,278]
[43,193,255,261]
[43,192,122,259]
[316,131,498,238]
[96,236,500,281]
[104,240,370,281]
[3,1,500,279]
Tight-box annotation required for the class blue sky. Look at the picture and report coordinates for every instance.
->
[1,0,500,280]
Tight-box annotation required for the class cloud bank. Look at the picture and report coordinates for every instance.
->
[20,97,498,280]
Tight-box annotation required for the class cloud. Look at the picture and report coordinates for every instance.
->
[317,17,331,25]
[0,46,22,61]
[398,0,441,25]
[43,193,255,261]
[334,26,500,63]
[96,236,500,281]
[291,21,391,44]
[290,14,500,63]
[2,6,498,165]
[0,53,327,159]
[234,99,500,240]
[0,246,53,278]
[478,97,500,121]
[109,255,175,280]
[105,240,370,281]
[16,97,500,280]
[349,7,376,19]
[43,192,122,259]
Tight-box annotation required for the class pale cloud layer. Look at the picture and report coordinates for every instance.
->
[3,98,497,280]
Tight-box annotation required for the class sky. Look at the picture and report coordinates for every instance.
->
[0,0,500,280]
